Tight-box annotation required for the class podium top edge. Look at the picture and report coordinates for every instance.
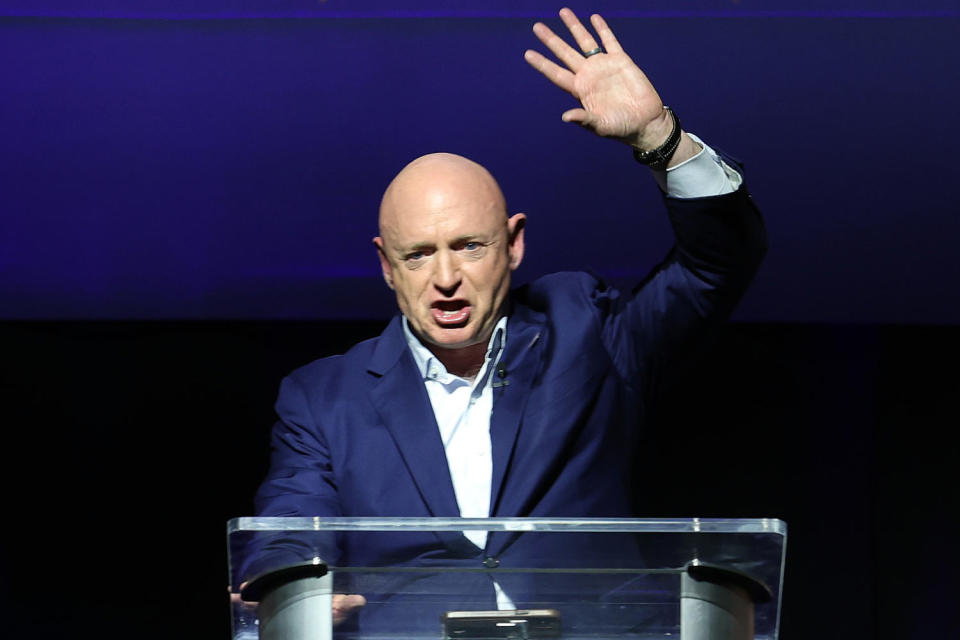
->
[226,517,786,535]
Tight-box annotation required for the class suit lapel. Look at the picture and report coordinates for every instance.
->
[489,303,548,517]
[366,306,550,528]
[367,317,461,517]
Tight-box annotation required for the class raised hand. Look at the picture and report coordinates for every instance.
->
[525,8,692,160]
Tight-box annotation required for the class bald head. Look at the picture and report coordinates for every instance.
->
[378,153,507,242]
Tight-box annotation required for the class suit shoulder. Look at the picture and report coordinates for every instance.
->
[284,330,383,387]
[512,271,617,313]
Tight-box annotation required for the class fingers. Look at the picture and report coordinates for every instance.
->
[559,7,601,56]
[229,590,258,611]
[227,588,366,623]
[332,593,367,626]
[531,21,584,72]
[590,13,624,54]
[523,49,576,95]
[528,9,622,77]
[341,594,367,609]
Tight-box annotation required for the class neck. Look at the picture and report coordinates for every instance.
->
[429,341,487,379]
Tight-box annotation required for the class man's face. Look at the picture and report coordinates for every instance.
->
[375,155,525,354]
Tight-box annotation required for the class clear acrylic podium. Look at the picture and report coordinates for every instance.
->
[227,518,785,640]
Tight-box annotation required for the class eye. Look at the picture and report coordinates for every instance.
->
[402,248,434,269]
[458,239,491,252]
[404,247,433,262]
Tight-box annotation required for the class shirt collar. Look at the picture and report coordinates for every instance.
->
[402,315,509,383]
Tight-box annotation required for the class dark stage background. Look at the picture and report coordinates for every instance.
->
[0,321,956,638]
[1,2,958,639]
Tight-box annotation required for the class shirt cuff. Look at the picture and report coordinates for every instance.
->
[656,133,743,198]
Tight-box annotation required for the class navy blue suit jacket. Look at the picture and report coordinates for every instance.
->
[249,186,766,588]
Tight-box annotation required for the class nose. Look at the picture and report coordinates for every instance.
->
[433,250,461,296]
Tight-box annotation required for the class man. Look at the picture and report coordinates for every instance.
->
[244,7,765,626]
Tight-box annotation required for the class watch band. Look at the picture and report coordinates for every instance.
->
[632,106,681,171]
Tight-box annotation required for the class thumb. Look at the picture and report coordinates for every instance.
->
[561,108,591,125]
[332,593,367,625]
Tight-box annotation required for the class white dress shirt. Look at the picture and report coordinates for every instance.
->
[403,315,508,549]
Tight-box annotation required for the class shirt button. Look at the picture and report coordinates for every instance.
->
[482,556,500,569]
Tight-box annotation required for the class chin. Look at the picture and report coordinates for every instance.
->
[425,326,481,350]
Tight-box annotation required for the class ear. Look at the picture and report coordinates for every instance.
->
[506,213,526,271]
[373,237,395,290]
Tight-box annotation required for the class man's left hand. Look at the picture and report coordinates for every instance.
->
[524,8,699,166]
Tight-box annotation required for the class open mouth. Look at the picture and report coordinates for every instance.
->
[431,300,471,326]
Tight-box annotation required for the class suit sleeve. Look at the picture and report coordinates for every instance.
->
[594,182,767,394]
[241,373,343,581]
[255,374,343,518]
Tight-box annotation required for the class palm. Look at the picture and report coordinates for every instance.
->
[524,9,665,147]
[572,52,663,141]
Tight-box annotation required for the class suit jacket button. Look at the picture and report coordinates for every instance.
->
[482,556,500,569]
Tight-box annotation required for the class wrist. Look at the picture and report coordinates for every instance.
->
[630,108,674,151]
[631,107,683,170]
[666,133,702,169]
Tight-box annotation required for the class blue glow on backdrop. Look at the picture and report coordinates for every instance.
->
[1,2,958,321]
